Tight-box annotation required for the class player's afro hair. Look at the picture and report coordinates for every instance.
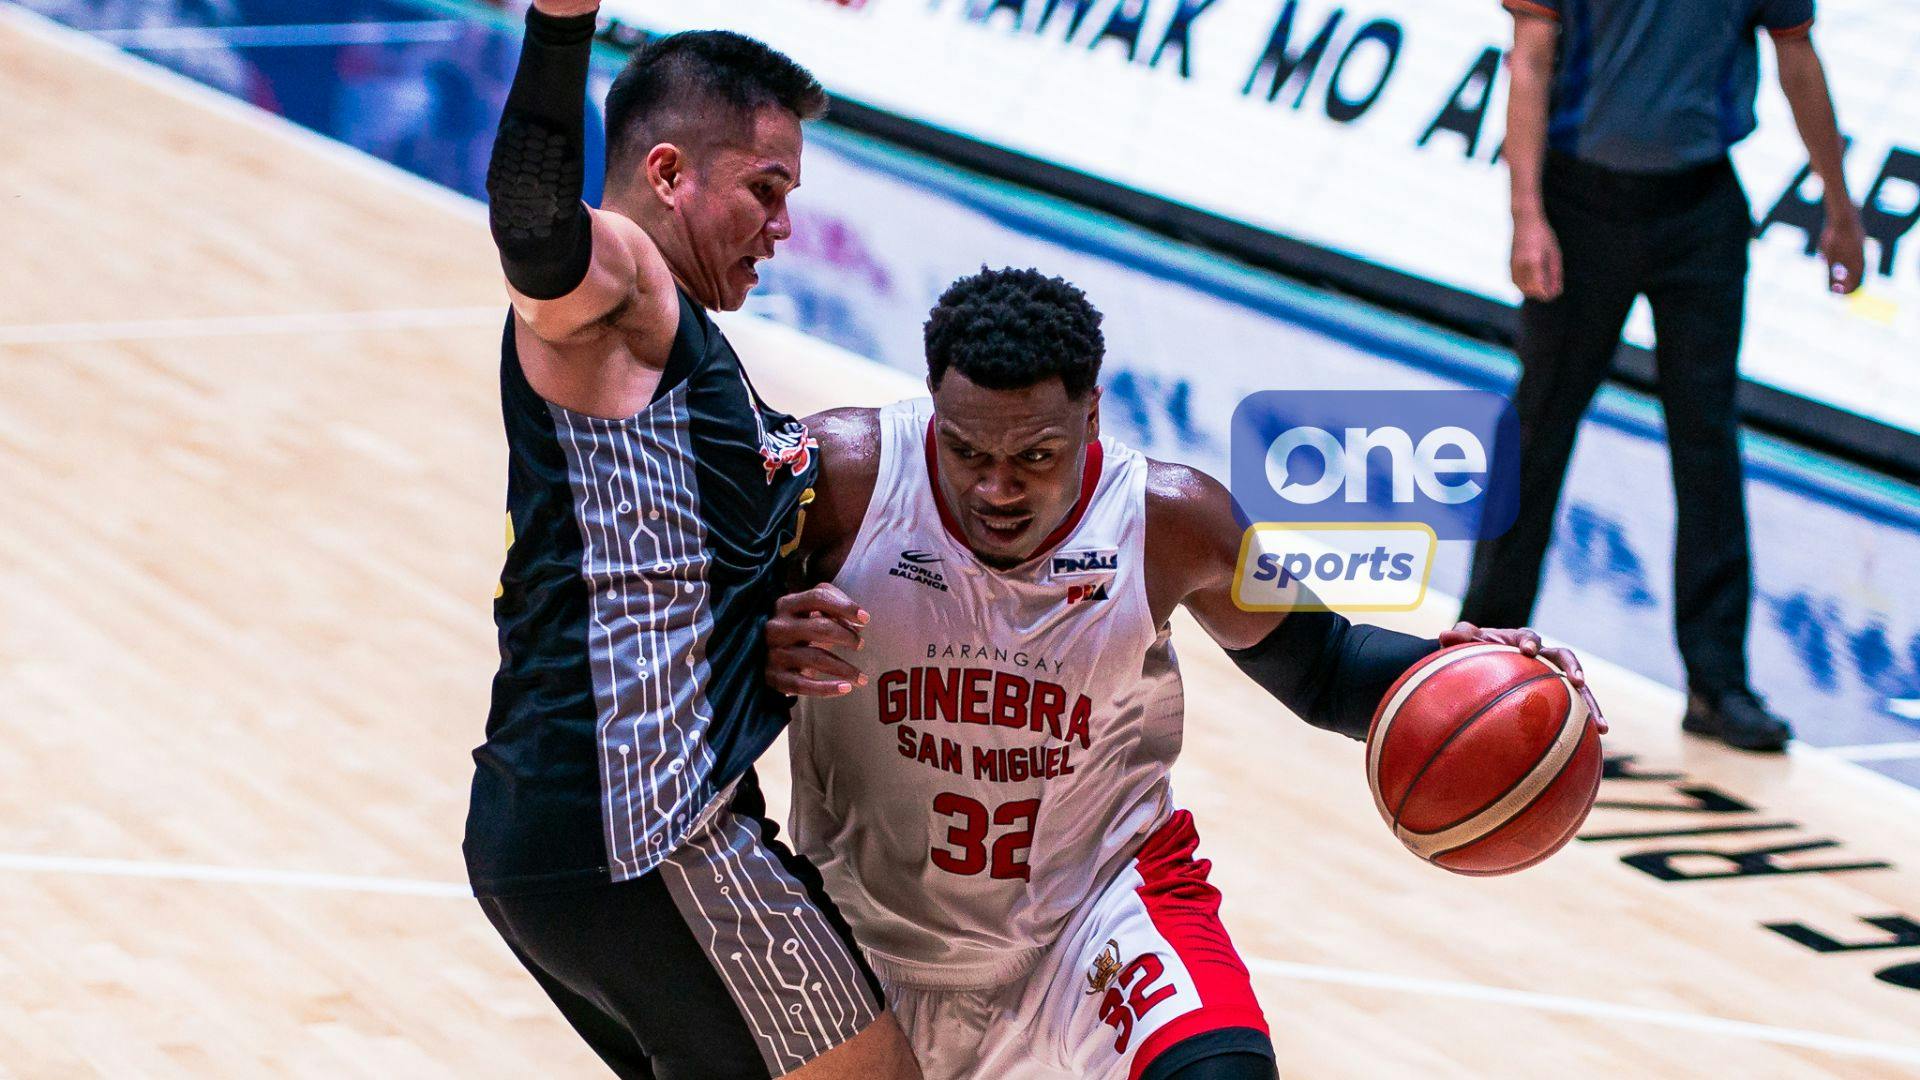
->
[923,267,1104,399]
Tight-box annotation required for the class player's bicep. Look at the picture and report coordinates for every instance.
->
[509,208,668,345]
[1144,462,1284,649]
[787,408,881,579]
[1184,564,1287,654]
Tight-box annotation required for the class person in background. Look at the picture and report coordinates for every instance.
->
[1463,0,1867,752]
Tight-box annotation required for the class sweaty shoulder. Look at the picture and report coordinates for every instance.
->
[797,407,883,582]
[1143,460,1244,618]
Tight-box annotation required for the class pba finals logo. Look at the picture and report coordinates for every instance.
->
[1229,390,1519,612]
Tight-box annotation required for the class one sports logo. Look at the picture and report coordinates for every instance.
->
[1228,390,1518,612]
[900,549,942,565]
[1230,390,1517,538]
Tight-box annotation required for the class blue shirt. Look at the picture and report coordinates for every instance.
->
[1504,0,1815,173]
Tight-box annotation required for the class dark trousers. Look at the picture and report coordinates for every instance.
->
[1461,151,1754,695]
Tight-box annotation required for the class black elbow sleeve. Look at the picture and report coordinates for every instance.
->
[487,8,597,300]
[1225,610,1439,741]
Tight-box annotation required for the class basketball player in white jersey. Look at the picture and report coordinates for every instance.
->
[764,268,1605,1080]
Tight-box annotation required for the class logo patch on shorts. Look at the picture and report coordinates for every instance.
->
[1085,938,1123,995]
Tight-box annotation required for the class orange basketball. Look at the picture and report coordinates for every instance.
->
[1365,642,1602,876]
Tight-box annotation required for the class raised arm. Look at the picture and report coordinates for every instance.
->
[1772,31,1866,294]
[487,1,673,344]
[1504,7,1562,301]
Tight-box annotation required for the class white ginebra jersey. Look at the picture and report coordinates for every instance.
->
[790,397,1183,991]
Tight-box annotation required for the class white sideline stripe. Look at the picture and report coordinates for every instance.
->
[0,307,504,346]
[7,848,1917,1063]
[0,852,469,898]
[92,21,467,50]
[1821,739,1920,762]
[1246,958,1920,1066]
[7,850,1918,1064]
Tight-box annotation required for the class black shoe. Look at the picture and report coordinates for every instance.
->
[1682,689,1792,752]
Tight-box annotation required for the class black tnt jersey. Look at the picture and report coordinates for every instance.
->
[464,292,817,896]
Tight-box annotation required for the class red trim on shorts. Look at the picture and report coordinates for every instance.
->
[1768,17,1813,40]
[1503,0,1559,20]
[1127,811,1270,1080]
[923,417,1104,560]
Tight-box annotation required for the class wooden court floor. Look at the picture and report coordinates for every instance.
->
[1,7,1917,1077]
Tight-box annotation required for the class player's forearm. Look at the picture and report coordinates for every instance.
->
[1504,31,1554,224]
[487,6,598,301]
[1224,609,1440,741]
[1776,40,1855,217]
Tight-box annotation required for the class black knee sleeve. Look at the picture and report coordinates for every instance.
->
[1141,1027,1278,1080]
[1153,1052,1280,1080]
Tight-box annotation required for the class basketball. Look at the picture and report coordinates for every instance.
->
[1366,642,1603,876]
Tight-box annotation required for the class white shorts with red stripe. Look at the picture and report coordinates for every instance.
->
[881,811,1272,1080]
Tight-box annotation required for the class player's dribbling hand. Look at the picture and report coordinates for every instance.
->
[1439,621,1608,734]
[531,0,601,18]
[766,583,870,697]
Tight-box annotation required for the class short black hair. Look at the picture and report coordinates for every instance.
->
[924,267,1105,399]
[604,30,827,181]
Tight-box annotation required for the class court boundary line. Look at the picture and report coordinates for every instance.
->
[1245,958,1920,1067]
[1823,739,1920,762]
[0,852,470,898]
[0,850,1914,1064]
[0,307,504,346]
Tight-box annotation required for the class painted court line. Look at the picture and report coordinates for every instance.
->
[1246,958,1920,1066]
[0,852,469,898]
[2,852,1915,1063]
[0,307,504,346]
[91,21,467,50]
[1823,739,1920,762]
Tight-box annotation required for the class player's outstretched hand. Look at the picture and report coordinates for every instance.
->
[1439,621,1608,734]
[766,584,870,697]
[532,0,601,18]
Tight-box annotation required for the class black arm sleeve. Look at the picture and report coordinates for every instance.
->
[1224,609,1440,741]
[486,7,597,300]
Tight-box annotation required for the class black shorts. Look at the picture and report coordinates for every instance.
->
[479,771,885,1079]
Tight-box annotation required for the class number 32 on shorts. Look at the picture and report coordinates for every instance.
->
[929,792,1039,879]
[1095,949,1176,1053]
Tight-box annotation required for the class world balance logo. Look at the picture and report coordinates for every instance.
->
[1228,390,1519,612]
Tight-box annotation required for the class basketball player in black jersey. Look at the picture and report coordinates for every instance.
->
[463,4,918,1077]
